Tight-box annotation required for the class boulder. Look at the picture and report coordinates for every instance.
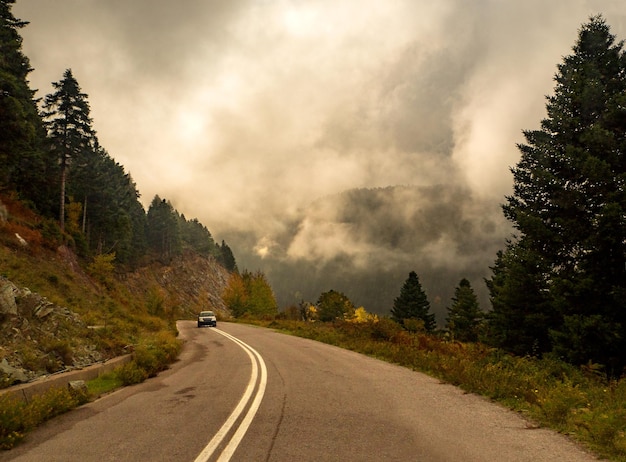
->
[68,380,88,393]
[0,278,18,316]
[0,358,28,384]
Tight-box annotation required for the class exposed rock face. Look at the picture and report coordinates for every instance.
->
[122,251,231,317]
[0,278,104,387]
[0,277,18,316]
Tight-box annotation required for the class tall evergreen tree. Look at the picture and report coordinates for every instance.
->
[391,271,435,331]
[78,148,145,262]
[0,0,49,206]
[445,278,483,342]
[485,247,555,356]
[490,16,626,371]
[146,195,182,261]
[179,215,217,257]
[42,69,96,231]
[219,240,237,272]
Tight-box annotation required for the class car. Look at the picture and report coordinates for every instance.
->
[197,310,217,327]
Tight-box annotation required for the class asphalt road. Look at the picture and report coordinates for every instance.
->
[1,322,598,462]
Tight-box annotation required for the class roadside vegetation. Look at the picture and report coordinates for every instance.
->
[0,331,180,449]
[241,316,626,461]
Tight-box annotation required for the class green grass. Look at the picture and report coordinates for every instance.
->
[245,318,626,461]
[86,372,123,397]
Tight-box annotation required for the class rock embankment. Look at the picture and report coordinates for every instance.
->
[0,249,232,388]
[122,251,231,317]
[0,276,104,387]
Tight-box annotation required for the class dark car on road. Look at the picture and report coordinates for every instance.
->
[197,310,217,327]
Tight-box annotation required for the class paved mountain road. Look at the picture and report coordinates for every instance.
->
[1,322,598,461]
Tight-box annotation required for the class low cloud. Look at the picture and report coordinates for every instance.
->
[14,0,626,314]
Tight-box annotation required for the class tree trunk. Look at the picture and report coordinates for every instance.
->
[59,156,67,232]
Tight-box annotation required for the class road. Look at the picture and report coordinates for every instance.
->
[1,322,598,461]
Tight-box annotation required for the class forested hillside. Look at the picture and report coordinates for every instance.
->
[0,0,236,385]
[0,1,236,271]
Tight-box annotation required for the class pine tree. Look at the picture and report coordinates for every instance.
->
[445,278,483,342]
[80,148,145,261]
[42,69,97,231]
[490,16,626,370]
[179,215,217,257]
[0,0,48,205]
[146,196,182,261]
[219,240,237,272]
[485,247,555,356]
[391,271,435,331]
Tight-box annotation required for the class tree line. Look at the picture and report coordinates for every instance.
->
[394,16,626,377]
[0,1,236,270]
[4,1,626,376]
[245,16,626,378]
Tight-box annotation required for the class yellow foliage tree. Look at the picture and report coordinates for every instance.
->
[87,252,116,286]
[222,273,248,317]
[222,270,278,318]
[349,306,379,323]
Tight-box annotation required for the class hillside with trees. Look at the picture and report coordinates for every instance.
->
[0,1,236,272]
[0,0,237,385]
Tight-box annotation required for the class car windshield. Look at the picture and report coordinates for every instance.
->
[200,311,214,317]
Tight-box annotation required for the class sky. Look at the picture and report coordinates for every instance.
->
[13,0,626,315]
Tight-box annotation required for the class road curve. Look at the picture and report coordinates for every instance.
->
[208,323,598,462]
[1,322,598,462]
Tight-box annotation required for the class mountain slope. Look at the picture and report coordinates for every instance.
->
[0,195,231,387]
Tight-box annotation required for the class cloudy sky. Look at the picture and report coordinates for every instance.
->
[13,0,626,314]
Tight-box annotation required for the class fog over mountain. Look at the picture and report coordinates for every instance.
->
[236,185,510,316]
[13,1,626,319]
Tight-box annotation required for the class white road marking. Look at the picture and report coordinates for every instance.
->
[194,328,267,462]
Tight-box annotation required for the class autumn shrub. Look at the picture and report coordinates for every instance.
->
[368,317,403,341]
[0,393,26,449]
[0,385,87,449]
[116,361,148,385]
[87,253,116,288]
[38,218,63,249]
[118,331,182,385]
[42,339,74,366]
[1,222,43,250]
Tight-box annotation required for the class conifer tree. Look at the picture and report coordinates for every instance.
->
[42,69,96,231]
[146,196,182,261]
[0,0,48,205]
[445,278,483,342]
[179,215,217,257]
[219,240,237,272]
[391,271,435,331]
[489,16,626,371]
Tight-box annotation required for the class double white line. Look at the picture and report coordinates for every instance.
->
[194,328,268,462]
